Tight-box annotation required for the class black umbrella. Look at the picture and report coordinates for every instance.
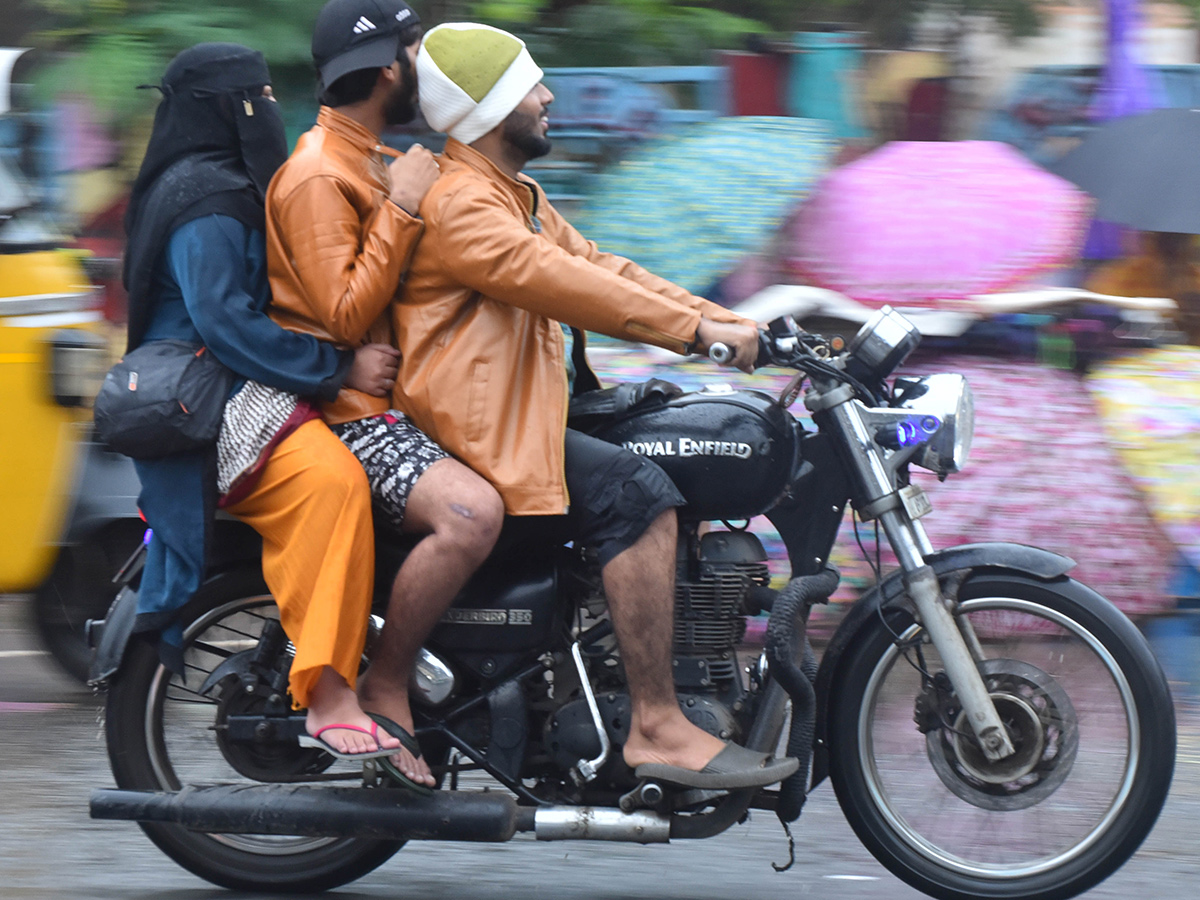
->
[1049,107,1200,234]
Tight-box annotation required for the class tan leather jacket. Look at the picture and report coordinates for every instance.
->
[266,106,425,424]
[393,139,751,515]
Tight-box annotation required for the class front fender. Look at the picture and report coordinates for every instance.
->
[809,542,1075,787]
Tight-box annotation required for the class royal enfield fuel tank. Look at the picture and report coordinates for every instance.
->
[593,386,798,521]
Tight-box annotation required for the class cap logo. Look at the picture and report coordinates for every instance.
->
[396,9,412,21]
[353,16,378,34]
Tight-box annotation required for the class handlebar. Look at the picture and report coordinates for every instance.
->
[707,329,783,369]
[703,316,892,408]
[708,342,734,365]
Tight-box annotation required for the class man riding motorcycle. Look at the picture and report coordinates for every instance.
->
[389,22,794,789]
[86,26,1176,900]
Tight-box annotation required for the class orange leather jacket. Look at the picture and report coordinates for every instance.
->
[393,139,751,516]
[266,106,425,424]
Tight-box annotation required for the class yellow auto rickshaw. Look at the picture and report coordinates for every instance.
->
[0,48,143,682]
[0,170,110,597]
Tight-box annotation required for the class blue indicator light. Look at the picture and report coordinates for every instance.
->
[895,416,942,447]
[896,421,922,447]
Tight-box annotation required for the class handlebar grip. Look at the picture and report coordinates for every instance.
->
[708,342,733,365]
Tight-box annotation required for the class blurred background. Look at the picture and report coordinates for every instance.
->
[5,2,1200,895]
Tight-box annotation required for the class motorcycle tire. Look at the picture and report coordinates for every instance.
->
[105,566,404,893]
[827,572,1175,900]
[34,519,145,682]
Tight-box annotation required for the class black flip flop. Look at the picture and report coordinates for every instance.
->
[635,743,799,790]
[365,712,435,797]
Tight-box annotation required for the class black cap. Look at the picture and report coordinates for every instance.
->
[311,0,420,89]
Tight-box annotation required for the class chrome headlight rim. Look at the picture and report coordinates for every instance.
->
[894,373,974,476]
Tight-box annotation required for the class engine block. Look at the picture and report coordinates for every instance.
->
[673,531,770,690]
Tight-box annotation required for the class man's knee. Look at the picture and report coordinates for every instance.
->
[442,480,504,555]
[415,462,504,555]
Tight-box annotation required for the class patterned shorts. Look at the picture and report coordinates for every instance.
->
[332,411,449,529]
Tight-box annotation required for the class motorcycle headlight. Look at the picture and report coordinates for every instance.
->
[894,373,974,476]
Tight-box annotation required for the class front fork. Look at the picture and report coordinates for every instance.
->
[821,391,1016,762]
[879,510,1015,761]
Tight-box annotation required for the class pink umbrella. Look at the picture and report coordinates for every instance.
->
[788,141,1092,308]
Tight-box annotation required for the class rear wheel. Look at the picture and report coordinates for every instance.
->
[105,567,403,892]
[827,573,1175,900]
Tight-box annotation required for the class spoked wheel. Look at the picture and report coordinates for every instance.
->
[827,573,1175,900]
[105,568,403,892]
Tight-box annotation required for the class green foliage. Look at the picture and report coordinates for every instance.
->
[27,0,329,124]
[24,0,1050,124]
[465,0,768,66]
[27,0,768,120]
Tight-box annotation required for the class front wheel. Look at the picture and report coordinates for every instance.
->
[105,567,403,892]
[827,573,1175,900]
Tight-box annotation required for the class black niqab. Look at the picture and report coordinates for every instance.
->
[123,43,289,351]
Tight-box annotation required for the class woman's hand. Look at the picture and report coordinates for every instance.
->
[345,343,400,397]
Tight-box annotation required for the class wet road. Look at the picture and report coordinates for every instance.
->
[3,595,1199,900]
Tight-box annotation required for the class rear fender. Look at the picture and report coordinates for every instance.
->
[87,520,264,687]
[809,542,1075,787]
[87,584,140,687]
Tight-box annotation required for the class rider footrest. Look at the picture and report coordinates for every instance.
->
[618,780,667,812]
[222,715,307,742]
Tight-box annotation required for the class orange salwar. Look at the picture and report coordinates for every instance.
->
[225,418,374,709]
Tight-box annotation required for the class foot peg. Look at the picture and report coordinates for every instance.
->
[618,780,665,812]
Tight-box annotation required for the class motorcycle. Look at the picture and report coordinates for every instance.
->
[87,308,1175,900]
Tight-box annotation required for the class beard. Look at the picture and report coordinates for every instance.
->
[501,107,552,161]
[383,53,418,125]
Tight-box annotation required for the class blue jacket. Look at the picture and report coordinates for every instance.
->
[133,214,349,669]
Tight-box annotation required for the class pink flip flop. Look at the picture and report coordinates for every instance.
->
[297,721,396,760]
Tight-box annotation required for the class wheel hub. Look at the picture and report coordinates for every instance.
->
[952,692,1043,784]
[924,658,1079,811]
[213,681,333,782]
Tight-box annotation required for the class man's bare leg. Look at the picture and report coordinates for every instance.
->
[358,458,504,785]
[305,666,402,754]
[606,509,728,772]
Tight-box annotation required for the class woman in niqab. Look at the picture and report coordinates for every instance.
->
[123,43,400,759]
